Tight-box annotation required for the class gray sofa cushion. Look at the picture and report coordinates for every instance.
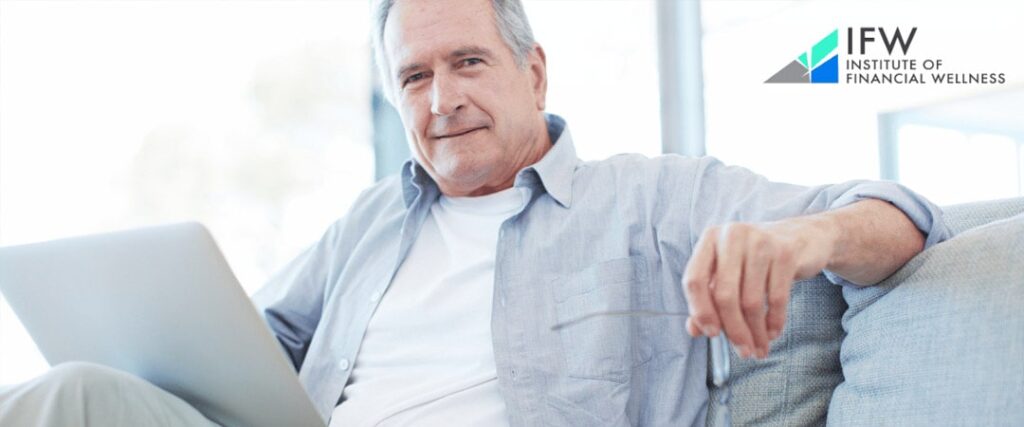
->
[827,211,1024,425]
[706,197,1024,426]
[705,247,909,424]
[705,274,845,426]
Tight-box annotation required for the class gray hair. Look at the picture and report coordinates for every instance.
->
[371,0,537,103]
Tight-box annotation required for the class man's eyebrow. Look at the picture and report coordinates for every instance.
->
[449,46,495,60]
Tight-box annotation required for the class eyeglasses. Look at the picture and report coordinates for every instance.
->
[551,310,732,427]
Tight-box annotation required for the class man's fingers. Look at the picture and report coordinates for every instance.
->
[741,238,771,358]
[688,222,799,359]
[766,254,795,341]
[685,317,701,337]
[682,230,720,337]
[713,225,755,357]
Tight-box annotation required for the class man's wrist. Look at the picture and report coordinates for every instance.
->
[814,211,845,274]
[765,212,841,280]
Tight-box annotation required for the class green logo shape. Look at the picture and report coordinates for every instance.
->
[766,29,839,84]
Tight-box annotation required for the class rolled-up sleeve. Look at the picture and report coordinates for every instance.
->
[686,156,951,286]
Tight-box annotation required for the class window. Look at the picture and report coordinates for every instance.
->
[0,1,373,386]
[879,88,1024,205]
[896,127,1021,205]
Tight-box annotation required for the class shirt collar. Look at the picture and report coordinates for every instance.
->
[401,113,579,209]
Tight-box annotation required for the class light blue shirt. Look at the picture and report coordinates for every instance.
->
[252,114,949,426]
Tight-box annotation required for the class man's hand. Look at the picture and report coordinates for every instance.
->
[682,199,926,359]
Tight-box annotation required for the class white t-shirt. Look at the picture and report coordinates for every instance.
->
[329,186,528,427]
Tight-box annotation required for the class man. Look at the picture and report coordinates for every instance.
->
[0,0,948,425]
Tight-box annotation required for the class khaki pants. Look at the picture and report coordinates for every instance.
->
[0,362,219,427]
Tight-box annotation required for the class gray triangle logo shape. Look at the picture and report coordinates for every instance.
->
[765,60,810,83]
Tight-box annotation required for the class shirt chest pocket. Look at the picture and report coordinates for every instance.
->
[552,255,654,383]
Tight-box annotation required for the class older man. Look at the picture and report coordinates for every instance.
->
[0,0,947,426]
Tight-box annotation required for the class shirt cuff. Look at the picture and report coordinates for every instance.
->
[821,180,952,287]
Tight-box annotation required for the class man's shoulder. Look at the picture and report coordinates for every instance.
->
[315,174,405,247]
[578,152,709,183]
[347,173,406,217]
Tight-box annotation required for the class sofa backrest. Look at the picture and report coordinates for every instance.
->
[942,197,1024,235]
[706,196,1024,426]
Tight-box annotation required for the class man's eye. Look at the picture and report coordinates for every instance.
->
[403,73,425,86]
[462,58,483,66]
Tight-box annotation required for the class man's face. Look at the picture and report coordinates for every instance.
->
[383,0,547,196]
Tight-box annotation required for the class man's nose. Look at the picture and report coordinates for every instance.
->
[429,74,464,116]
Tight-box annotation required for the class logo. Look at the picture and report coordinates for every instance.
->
[764,27,1006,86]
[766,29,839,84]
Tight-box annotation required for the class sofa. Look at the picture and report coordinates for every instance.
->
[706,197,1024,426]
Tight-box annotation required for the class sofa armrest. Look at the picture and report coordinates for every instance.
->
[828,213,1024,425]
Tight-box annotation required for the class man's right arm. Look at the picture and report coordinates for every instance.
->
[251,219,346,370]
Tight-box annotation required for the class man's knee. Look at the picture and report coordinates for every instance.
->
[39,361,131,396]
[0,362,134,426]
[2,362,217,427]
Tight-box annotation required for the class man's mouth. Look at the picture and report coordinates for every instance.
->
[435,126,486,139]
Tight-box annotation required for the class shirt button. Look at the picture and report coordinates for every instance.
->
[369,291,381,302]
[338,359,350,371]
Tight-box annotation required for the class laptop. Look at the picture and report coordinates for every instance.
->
[0,222,326,427]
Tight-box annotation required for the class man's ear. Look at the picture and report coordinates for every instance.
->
[528,43,548,111]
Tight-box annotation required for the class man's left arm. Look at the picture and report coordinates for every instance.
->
[817,198,926,285]
[674,157,951,360]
